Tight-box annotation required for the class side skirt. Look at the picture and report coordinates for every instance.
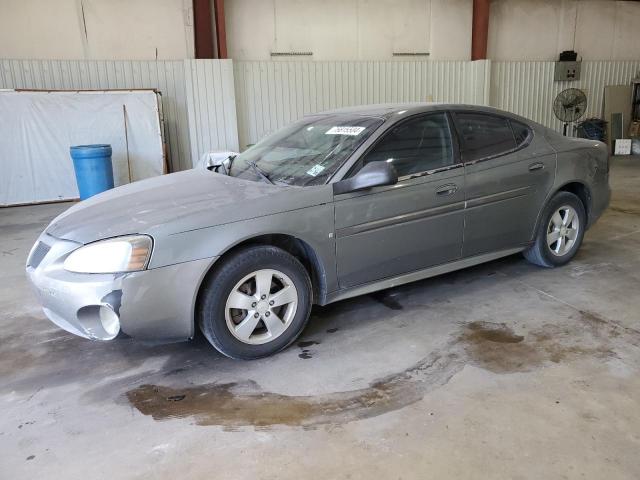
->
[323,247,525,305]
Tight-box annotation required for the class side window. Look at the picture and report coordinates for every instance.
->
[362,113,454,177]
[455,113,516,162]
[510,120,532,147]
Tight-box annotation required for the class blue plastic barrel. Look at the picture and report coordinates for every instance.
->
[70,144,114,200]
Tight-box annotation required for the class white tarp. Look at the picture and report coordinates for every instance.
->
[0,90,164,206]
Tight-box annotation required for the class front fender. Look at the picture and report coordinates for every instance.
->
[148,202,338,294]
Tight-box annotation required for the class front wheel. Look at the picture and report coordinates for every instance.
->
[198,245,312,359]
[524,191,586,268]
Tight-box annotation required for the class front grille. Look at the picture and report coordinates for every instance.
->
[28,242,51,268]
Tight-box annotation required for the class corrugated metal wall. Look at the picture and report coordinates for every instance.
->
[234,60,491,149]
[491,60,640,133]
[0,59,239,169]
[3,59,639,173]
[184,60,239,165]
[0,59,193,171]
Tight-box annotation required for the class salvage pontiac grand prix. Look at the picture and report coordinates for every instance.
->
[26,103,610,359]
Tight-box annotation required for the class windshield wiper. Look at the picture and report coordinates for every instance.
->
[247,160,274,185]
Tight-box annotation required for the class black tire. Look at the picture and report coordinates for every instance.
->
[198,245,312,360]
[524,191,586,268]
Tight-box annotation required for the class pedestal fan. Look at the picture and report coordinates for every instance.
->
[553,88,587,136]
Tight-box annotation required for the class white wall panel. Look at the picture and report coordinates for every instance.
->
[0,90,165,205]
[227,0,640,62]
[234,60,490,149]
[0,0,194,60]
[0,59,192,171]
[4,58,639,178]
[184,60,239,165]
[491,60,640,134]
[226,0,447,61]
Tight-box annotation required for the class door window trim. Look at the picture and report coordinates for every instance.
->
[451,111,534,166]
[344,111,463,181]
[509,119,534,149]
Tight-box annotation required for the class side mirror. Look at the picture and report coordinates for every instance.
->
[198,151,239,172]
[333,161,398,195]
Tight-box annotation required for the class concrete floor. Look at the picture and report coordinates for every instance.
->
[1,157,639,479]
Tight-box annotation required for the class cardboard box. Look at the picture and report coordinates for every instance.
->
[615,139,632,155]
[604,85,633,152]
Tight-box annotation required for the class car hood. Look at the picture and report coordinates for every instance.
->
[46,169,332,243]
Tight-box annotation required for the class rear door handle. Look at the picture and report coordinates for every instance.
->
[436,184,458,196]
[528,162,545,172]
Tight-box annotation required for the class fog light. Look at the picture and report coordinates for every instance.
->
[99,306,120,339]
[77,305,121,340]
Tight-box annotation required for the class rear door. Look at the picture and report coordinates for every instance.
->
[334,112,465,288]
[453,112,556,257]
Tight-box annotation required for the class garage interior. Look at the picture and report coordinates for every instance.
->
[2,1,640,478]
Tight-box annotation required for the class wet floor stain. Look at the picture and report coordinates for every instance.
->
[128,382,318,427]
[463,321,524,344]
[370,291,404,310]
[326,328,339,333]
[608,205,640,216]
[577,309,640,343]
[163,367,190,376]
[0,222,47,236]
[167,394,186,402]
[126,349,457,428]
[0,331,41,377]
[0,316,217,393]
[460,321,614,373]
[125,315,624,428]
[297,340,319,359]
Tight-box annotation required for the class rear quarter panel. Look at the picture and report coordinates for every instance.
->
[547,134,610,226]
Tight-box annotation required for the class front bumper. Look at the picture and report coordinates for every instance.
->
[26,233,216,341]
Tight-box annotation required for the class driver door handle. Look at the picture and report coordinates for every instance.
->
[436,184,458,196]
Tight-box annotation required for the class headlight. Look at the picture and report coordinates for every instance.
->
[63,235,153,274]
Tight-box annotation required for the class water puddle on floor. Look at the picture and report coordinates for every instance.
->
[609,205,640,216]
[126,349,457,428]
[125,315,622,428]
[459,320,613,373]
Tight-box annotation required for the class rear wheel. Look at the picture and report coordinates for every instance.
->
[198,245,312,359]
[524,191,586,267]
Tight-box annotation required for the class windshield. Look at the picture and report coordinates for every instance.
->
[229,114,384,186]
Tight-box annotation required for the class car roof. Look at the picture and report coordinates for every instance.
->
[312,102,511,119]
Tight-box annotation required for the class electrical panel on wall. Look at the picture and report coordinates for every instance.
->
[554,61,582,81]
[554,51,581,82]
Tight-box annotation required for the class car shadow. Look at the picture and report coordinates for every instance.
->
[4,253,530,396]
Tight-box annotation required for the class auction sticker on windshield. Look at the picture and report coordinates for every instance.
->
[306,164,326,177]
[325,126,366,136]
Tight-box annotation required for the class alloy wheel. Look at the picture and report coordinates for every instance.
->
[546,205,580,256]
[224,269,299,345]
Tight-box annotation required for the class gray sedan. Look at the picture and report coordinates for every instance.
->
[26,103,610,359]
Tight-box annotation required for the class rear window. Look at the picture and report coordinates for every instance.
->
[511,120,532,147]
[455,113,517,162]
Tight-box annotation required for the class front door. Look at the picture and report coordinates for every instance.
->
[453,112,557,257]
[334,112,465,288]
